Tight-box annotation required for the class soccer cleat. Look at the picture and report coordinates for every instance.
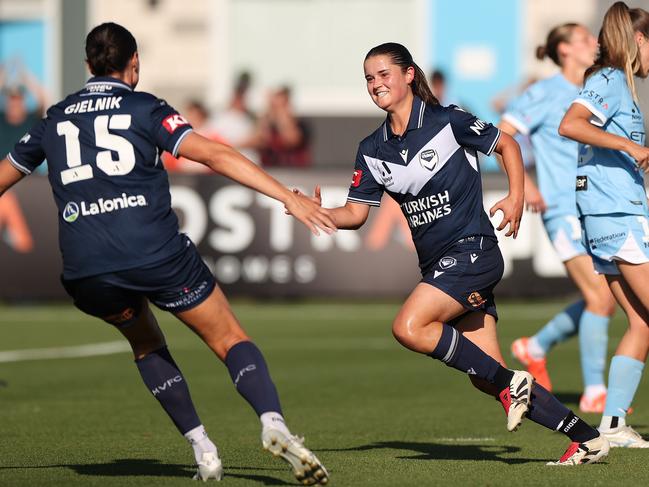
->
[579,391,607,414]
[547,434,609,466]
[511,337,552,391]
[262,428,329,485]
[498,370,534,432]
[599,425,649,448]
[192,451,223,481]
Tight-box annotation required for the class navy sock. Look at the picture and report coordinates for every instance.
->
[135,346,201,434]
[225,341,282,416]
[526,383,568,430]
[429,324,513,390]
[558,411,599,443]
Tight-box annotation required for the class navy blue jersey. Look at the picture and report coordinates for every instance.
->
[7,76,194,279]
[347,96,500,274]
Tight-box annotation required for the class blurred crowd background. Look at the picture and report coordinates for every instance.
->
[1,0,648,300]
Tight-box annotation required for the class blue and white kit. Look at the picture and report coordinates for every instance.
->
[348,96,503,316]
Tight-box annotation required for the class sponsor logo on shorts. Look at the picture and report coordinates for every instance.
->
[576,175,588,191]
[468,291,486,308]
[589,232,625,249]
[439,256,457,269]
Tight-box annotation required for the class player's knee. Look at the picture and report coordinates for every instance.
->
[584,288,616,317]
[391,317,443,352]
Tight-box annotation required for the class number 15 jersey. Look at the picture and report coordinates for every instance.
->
[7,76,194,279]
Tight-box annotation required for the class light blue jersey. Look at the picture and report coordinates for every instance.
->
[572,67,647,216]
[503,74,580,220]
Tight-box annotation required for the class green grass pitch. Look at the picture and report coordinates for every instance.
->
[1,300,648,486]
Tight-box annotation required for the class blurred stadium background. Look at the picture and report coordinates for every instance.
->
[1,0,648,301]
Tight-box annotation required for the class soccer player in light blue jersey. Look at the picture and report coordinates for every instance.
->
[499,23,617,414]
[560,1,649,448]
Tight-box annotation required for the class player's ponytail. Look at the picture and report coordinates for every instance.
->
[85,23,138,77]
[586,2,649,101]
[365,42,439,106]
[536,23,578,66]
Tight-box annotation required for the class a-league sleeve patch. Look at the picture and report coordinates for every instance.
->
[352,169,362,187]
[162,114,189,133]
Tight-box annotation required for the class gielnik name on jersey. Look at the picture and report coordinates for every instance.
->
[63,193,148,222]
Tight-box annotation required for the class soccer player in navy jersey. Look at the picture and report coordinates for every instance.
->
[0,23,332,484]
[560,2,649,448]
[499,23,617,413]
[301,42,609,465]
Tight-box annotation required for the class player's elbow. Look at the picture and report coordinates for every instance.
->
[558,116,575,139]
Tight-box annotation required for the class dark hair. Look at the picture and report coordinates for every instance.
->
[365,42,439,106]
[234,71,251,96]
[536,23,579,66]
[586,2,649,99]
[85,22,138,76]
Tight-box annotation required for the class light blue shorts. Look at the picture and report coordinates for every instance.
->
[581,213,649,275]
[543,214,587,262]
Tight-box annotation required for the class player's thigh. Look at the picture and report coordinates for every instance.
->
[563,254,615,315]
[394,282,466,333]
[617,261,649,314]
[117,301,167,359]
[174,285,250,361]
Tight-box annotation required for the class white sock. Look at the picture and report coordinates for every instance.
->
[184,424,217,463]
[599,415,626,432]
[584,384,607,399]
[527,337,546,360]
[260,411,291,436]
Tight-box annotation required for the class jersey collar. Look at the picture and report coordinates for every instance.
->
[84,76,133,92]
[382,95,426,142]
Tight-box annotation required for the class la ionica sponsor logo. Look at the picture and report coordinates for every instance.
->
[63,193,147,223]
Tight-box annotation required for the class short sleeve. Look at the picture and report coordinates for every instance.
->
[346,146,383,207]
[572,70,622,127]
[449,107,501,155]
[7,117,47,175]
[502,82,549,135]
[149,98,194,156]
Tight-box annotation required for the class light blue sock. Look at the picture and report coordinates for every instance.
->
[533,300,585,354]
[604,355,644,418]
[578,311,609,387]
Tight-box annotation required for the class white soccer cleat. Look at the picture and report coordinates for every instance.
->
[262,428,329,485]
[547,434,609,466]
[498,370,534,432]
[599,425,649,448]
[192,451,223,481]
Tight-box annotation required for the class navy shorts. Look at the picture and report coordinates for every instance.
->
[61,237,216,328]
[421,236,504,322]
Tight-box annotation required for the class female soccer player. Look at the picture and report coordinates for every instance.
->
[560,1,649,448]
[303,42,609,465]
[499,23,616,413]
[0,23,332,483]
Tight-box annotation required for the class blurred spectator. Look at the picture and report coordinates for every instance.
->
[0,61,47,159]
[212,71,260,163]
[257,86,311,168]
[162,99,227,173]
[429,69,463,108]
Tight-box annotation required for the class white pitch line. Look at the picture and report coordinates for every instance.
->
[0,341,131,363]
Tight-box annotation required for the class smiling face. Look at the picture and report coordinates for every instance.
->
[363,54,414,112]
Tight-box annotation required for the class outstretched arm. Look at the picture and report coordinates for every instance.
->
[497,120,546,213]
[490,132,524,238]
[177,132,336,235]
[0,159,26,198]
[559,103,649,170]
